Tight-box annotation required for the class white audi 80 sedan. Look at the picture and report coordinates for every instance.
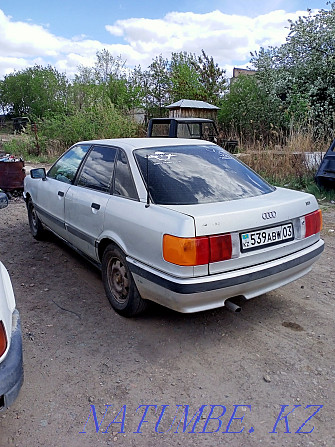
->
[0,192,23,410]
[24,138,324,317]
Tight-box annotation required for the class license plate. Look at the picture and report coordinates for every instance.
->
[241,223,294,252]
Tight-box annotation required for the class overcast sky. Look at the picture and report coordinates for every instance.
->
[0,1,329,79]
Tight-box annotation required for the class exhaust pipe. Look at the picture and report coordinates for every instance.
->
[225,299,241,313]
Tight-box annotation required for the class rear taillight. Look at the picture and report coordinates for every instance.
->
[163,233,233,266]
[0,321,8,357]
[209,234,232,262]
[301,210,323,238]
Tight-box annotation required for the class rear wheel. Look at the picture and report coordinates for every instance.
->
[27,198,44,240]
[102,245,147,317]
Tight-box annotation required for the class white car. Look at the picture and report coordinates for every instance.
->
[24,138,324,317]
[0,192,23,410]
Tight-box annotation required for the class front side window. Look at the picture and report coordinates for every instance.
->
[77,145,117,192]
[48,145,90,184]
[134,144,274,205]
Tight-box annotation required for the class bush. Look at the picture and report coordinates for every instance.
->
[38,100,141,156]
[1,135,40,159]
[1,101,143,161]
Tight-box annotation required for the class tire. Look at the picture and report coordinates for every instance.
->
[27,198,44,240]
[102,245,147,317]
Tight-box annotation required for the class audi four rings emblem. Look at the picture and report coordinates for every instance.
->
[262,211,277,220]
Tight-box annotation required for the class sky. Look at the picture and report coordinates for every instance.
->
[0,0,330,80]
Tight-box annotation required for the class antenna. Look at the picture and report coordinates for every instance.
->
[145,154,150,208]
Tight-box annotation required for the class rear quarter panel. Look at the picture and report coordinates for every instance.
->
[99,196,199,278]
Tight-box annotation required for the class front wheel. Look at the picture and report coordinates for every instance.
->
[27,198,44,240]
[102,245,147,317]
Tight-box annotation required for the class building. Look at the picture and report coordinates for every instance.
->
[166,99,219,121]
[231,68,257,84]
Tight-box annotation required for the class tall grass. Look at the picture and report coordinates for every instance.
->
[235,127,334,200]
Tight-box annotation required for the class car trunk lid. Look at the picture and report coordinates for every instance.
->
[163,187,321,275]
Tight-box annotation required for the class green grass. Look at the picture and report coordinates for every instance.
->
[265,175,335,203]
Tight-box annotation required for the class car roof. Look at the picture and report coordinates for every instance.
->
[150,118,215,123]
[76,137,216,154]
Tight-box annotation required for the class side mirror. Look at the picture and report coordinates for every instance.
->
[30,168,46,180]
[0,191,8,209]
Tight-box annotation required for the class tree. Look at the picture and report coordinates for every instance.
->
[141,55,171,117]
[71,50,142,112]
[94,50,126,84]
[71,65,105,110]
[251,3,335,138]
[195,50,227,104]
[219,74,285,144]
[0,65,69,119]
[169,52,202,102]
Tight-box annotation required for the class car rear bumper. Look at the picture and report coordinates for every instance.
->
[129,239,324,313]
[0,310,24,411]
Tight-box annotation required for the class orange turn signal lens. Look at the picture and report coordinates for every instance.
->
[0,321,8,358]
[163,233,234,266]
[163,235,209,266]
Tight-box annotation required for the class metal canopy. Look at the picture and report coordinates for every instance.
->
[166,99,219,110]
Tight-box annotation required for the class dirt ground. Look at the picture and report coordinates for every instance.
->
[0,194,334,447]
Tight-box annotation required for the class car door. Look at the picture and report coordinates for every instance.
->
[64,145,117,260]
[35,144,90,240]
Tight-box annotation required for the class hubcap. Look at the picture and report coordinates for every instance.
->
[107,258,129,304]
[32,209,37,228]
[29,205,38,231]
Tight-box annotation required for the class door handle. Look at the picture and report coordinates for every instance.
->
[91,203,100,210]
[58,191,64,197]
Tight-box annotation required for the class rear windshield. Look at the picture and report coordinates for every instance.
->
[134,144,274,205]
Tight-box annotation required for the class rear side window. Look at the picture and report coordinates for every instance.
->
[77,145,117,192]
[48,144,90,184]
[134,144,274,205]
[113,150,138,199]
